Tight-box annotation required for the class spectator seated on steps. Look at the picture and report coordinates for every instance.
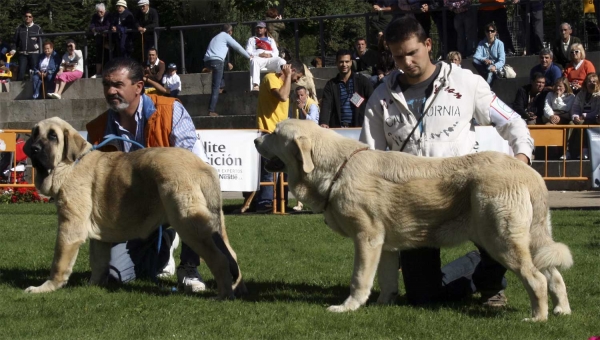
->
[352,37,378,76]
[552,22,581,70]
[47,39,83,99]
[246,21,286,91]
[31,40,61,99]
[529,48,562,92]
[512,72,548,125]
[562,43,596,95]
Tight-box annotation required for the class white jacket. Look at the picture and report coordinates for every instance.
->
[360,62,533,158]
[245,36,279,58]
[543,92,575,119]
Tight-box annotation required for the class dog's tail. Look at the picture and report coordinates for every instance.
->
[530,212,573,271]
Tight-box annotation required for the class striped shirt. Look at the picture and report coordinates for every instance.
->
[339,78,354,125]
[103,94,207,161]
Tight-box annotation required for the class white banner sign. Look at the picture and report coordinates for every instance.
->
[197,129,261,192]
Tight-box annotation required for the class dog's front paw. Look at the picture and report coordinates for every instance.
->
[327,304,352,313]
[24,280,60,293]
[553,306,571,315]
[522,316,548,322]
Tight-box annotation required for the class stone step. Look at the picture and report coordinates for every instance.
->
[0,67,340,102]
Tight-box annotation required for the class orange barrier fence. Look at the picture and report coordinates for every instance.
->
[0,129,35,188]
[528,125,597,181]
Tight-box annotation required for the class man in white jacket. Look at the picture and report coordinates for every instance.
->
[359,16,534,307]
[246,21,286,91]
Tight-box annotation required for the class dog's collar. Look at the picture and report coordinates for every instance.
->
[74,148,93,165]
[323,147,369,211]
[74,135,146,165]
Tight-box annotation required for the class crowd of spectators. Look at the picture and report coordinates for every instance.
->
[506,24,598,160]
[2,1,599,136]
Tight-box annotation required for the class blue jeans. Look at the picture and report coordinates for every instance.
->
[206,59,225,113]
[257,157,274,207]
[473,61,497,85]
[400,245,507,305]
[17,53,39,81]
[31,72,54,99]
[256,156,288,209]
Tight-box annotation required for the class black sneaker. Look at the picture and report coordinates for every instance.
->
[176,264,206,293]
[256,203,273,214]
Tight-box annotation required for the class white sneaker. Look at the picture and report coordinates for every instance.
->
[177,264,206,293]
[46,93,55,99]
[54,93,61,99]
[90,74,98,79]
[559,151,571,160]
[157,231,179,278]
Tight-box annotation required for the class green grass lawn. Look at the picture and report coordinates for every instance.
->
[0,203,599,339]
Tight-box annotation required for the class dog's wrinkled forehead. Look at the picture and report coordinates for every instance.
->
[33,121,62,141]
[275,119,317,139]
[33,117,71,140]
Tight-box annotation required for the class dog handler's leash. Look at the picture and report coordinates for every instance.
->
[322,147,369,211]
[77,134,166,282]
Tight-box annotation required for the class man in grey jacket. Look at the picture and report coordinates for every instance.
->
[9,10,43,81]
[204,24,252,116]
[360,16,533,307]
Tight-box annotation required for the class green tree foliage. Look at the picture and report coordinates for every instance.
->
[0,0,89,54]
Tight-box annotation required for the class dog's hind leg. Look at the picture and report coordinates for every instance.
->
[88,239,112,286]
[175,222,234,300]
[328,232,383,312]
[25,222,86,293]
[376,250,399,305]
[495,240,549,322]
[542,267,571,316]
[212,229,247,297]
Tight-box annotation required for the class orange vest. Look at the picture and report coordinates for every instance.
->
[86,94,180,152]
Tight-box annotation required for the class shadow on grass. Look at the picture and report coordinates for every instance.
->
[0,267,518,318]
[0,267,91,290]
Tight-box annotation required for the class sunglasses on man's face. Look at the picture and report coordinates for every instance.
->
[67,45,75,48]
[486,30,496,33]
[24,15,32,18]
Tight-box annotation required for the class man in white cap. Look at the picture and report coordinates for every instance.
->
[111,0,138,58]
[245,21,286,91]
[135,0,159,58]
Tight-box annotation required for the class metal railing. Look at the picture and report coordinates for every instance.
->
[20,0,582,76]
[529,124,596,181]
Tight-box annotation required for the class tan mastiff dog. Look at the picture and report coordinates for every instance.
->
[23,117,245,299]
[255,119,572,322]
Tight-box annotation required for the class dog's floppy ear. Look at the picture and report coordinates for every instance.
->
[62,128,88,163]
[294,136,314,173]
